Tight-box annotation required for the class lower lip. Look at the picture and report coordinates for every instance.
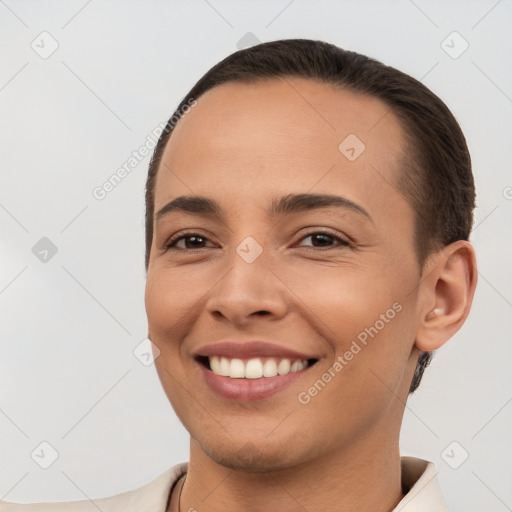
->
[198,362,313,401]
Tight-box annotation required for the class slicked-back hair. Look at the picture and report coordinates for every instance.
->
[144,39,475,394]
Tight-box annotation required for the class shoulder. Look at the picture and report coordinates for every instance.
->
[0,463,188,512]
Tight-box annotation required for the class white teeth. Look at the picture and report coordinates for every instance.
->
[245,359,263,379]
[210,356,230,376]
[262,359,278,377]
[277,359,291,375]
[210,356,221,375]
[219,357,230,376]
[291,361,302,372]
[207,357,310,379]
[229,358,245,378]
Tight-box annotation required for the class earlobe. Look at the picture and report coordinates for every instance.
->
[415,241,477,352]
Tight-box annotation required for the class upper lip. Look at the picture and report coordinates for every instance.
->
[194,341,319,361]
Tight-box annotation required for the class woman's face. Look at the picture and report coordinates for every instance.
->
[145,78,423,471]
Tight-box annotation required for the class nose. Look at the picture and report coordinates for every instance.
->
[205,249,288,327]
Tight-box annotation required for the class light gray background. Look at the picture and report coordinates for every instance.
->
[1,0,511,510]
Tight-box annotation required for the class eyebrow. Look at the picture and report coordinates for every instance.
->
[155,193,372,222]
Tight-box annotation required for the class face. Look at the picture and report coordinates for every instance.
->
[145,78,423,471]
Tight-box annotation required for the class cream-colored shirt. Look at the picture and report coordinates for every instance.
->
[0,456,448,511]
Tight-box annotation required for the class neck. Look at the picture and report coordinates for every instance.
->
[177,433,403,512]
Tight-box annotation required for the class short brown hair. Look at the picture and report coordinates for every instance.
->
[144,39,475,393]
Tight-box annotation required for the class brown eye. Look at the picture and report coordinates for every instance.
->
[165,233,215,250]
[297,231,350,249]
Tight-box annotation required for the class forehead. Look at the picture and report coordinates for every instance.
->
[154,77,409,220]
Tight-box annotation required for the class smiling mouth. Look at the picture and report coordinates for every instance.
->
[196,355,319,379]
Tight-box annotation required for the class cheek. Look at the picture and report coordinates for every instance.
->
[284,261,405,341]
[145,273,175,328]
[295,303,415,445]
[145,271,197,420]
[145,266,206,334]
[292,262,418,401]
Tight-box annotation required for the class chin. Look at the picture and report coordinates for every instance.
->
[199,436,300,473]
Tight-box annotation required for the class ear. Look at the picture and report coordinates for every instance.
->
[415,240,477,352]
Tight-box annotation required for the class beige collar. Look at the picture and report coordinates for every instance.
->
[157,457,448,512]
[0,457,447,511]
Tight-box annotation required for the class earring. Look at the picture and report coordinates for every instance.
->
[427,308,443,320]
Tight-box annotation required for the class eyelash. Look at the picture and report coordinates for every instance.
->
[163,229,351,251]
